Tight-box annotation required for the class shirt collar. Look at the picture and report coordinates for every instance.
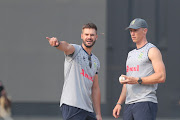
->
[136,42,149,50]
[81,46,92,56]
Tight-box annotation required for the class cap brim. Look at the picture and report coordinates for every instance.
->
[125,26,141,30]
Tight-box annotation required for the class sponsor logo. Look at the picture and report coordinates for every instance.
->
[80,69,94,82]
[126,65,139,72]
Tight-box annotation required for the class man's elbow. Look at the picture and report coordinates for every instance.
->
[159,73,166,83]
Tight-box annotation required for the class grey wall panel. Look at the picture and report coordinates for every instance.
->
[166,0,180,117]
[106,0,129,114]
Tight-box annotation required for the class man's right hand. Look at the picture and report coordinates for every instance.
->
[113,104,121,118]
[46,37,60,47]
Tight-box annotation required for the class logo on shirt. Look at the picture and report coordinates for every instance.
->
[94,62,97,69]
[127,65,139,72]
[138,51,144,59]
[80,69,94,82]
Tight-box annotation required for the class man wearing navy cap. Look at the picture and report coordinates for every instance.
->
[113,18,166,120]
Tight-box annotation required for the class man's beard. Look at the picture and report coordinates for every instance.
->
[83,39,96,48]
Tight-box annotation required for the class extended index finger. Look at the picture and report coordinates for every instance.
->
[46,37,50,41]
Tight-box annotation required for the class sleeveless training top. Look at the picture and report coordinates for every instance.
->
[125,43,158,104]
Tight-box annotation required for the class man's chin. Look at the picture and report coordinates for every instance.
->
[132,39,137,43]
[85,45,93,48]
[83,41,96,48]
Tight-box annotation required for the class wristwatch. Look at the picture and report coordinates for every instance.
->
[138,77,142,84]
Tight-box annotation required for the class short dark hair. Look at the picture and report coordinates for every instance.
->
[82,23,97,33]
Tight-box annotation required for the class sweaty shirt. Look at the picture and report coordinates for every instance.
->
[125,43,158,104]
[60,44,100,112]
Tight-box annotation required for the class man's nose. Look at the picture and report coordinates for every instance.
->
[88,35,92,38]
[131,32,135,36]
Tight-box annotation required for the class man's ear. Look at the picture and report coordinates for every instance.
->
[96,34,98,40]
[143,28,148,34]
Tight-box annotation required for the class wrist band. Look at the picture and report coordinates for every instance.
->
[117,103,122,106]
[54,41,60,47]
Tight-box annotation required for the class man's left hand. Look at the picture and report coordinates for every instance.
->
[120,75,138,84]
[96,115,102,120]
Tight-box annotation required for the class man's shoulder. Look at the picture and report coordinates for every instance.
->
[71,44,82,53]
[71,44,81,48]
[128,48,136,54]
[147,43,157,48]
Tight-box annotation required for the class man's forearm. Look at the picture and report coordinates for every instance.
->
[46,37,75,55]
[92,87,101,116]
[117,84,126,104]
[55,41,74,55]
[141,71,166,84]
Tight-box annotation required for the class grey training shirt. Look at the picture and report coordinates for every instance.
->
[60,44,100,112]
[125,43,158,104]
